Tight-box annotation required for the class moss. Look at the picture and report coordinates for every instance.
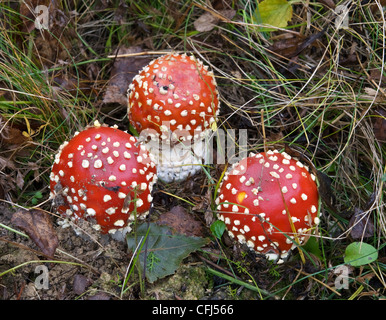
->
[147,264,209,300]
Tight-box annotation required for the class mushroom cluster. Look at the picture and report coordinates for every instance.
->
[127,53,220,182]
[50,121,157,235]
[215,150,320,263]
[48,52,323,263]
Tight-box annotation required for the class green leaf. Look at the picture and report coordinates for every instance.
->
[210,220,226,239]
[254,0,293,30]
[126,223,209,283]
[34,191,43,199]
[344,242,378,267]
[302,236,322,259]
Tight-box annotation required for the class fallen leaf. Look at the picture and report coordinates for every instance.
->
[315,169,337,212]
[192,187,213,226]
[268,34,305,58]
[344,242,378,267]
[19,0,50,33]
[369,0,386,13]
[349,207,375,239]
[73,274,92,295]
[127,222,209,283]
[11,209,58,258]
[269,27,327,59]
[103,46,152,106]
[210,220,226,239]
[194,10,236,32]
[16,171,25,190]
[335,4,350,30]
[254,0,293,30]
[157,205,207,237]
[194,12,218,32]
[318,0,336,9]
[0,155,16,170]
[348,193,376,239]
[0,183,4,200]
[372,108,386,143]
[0,115,32,147]
[19,0,72,66]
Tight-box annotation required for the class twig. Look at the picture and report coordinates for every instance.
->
[107,50,176,59]
[291,266,342,296]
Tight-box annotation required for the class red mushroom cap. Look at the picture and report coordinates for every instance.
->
[216,150,320,262]
[50,122,157,234]
[127,53,219,142]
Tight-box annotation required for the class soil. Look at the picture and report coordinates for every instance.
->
[0,197,256,301]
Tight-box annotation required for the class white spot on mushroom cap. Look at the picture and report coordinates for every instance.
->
[269,171,280,179]
[94,159,103,169]
[114,220,125,227]
[103,194,112,202]
[105,207,116,215]
[86,208,96,216]
[82,160,89,168]
[136,198,144,207]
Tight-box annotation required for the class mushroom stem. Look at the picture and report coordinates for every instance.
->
[139,127,211,182]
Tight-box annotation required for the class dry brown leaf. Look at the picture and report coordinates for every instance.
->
[273,27,327,61]
[19,1,72,66]
[103,46,152,106]
[372,108,386,143]
[0,115,32,147]
[370,0,386,13]
[11,209,58,258]
[0,183,4,200]
[0,155,16,170]
[194,10,236,32]
[192,188,213,226]
[268,34,305,58]
[349,207,375,239]
[317,0,336,9]
[16,171,25,190]
[156,205,206,237]
[348,193,376,239]
[73,274,92,295]
[19,0,50,33]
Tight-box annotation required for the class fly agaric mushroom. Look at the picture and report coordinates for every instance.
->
[127,53,220,182]
[49,121,157,236]
[216,150,320,263]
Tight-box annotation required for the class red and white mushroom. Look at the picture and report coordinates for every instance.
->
[216,150,320,263]
[127,53,220,182]
[50,121,157,236]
